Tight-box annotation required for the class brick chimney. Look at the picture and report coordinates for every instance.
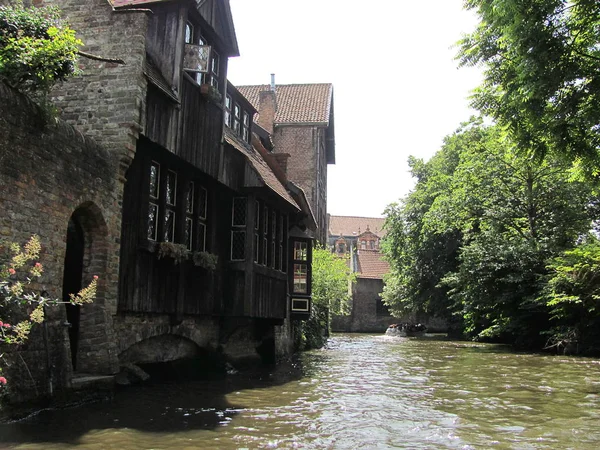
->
[258,73,277,134]
[272,153,290,175]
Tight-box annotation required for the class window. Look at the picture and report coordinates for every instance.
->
[233,103,241,135]
[183,22,208,85]
[270,210,276,269]
[231,197,247,261]
[147,162,208,251]
[224,95,232,128]
[185,181,194,250]
[361,240,366,250]
[210,51,219,89]
[254,200,260,263]
[242,111,250,143]
[164,170,177,242]
[148,161,160,241]
[292,241,308,294]
[197,185,207,252]
[277,213,287,272]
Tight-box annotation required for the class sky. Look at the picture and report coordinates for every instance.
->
[227,0,484,218]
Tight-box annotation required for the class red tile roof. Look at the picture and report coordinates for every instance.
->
[356,250,390,279]
[224,129,299,211]
[237,84,333,125]
[329,215,387,238]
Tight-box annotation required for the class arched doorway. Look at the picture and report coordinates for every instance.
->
[62,217,84,370]
[61,202,112,374]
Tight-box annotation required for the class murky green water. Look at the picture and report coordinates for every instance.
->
[1,334,600,449]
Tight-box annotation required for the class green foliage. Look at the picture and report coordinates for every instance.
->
[1,235,97,388]
[298,246,356,350]
[383,117,598,350]
[540,235,600,352]
[0,1,82,95]
[192,251,218,270]
[311,246,355,314]
[458,0,600,168]
[157,242,189,264]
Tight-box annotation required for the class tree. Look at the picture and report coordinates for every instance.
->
[298,247,356,350]
[0,2,82,96]
[541,234,600,353]
[383,118,597,348]
[458,0,600,167]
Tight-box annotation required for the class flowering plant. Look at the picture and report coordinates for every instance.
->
[0,235,97,387]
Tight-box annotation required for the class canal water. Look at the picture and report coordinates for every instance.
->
[1,333,600,449]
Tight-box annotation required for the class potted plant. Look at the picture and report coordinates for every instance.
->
[157,242,189,264]
[192,251,218,270]
[200,84,222,104]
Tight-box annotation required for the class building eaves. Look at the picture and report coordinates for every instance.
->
[223,129,299,211]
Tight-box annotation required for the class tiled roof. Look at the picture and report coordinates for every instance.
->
[329,216,387,238]
[356,250,390,279]
[237,84,333,125]
[224,129,299,211]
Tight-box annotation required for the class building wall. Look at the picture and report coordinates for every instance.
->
[273,125,328,243]
[331,278,395,333]
[43,0,148,166]
[0,83,122,402]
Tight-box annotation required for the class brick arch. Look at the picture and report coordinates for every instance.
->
[116,321,216,359]
[65,201,113,374]
[118,334,206,365]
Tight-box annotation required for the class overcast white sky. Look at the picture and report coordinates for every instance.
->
[227,0,483,218]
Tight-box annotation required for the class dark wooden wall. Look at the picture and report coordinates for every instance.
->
[178,77,223,179]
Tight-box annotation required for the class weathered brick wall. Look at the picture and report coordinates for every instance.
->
[273,125,329,242]
[274,126,316,206]
[41,0,149,168]
[0,82,121,402]
[346,278,394,333]
[331,276,449,333]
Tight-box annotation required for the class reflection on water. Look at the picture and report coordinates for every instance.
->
[1,334,600,449]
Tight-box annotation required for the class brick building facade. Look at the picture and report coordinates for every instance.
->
[238,82,335,244]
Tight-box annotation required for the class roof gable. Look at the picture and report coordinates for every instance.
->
[356,250,390,279]
[329,216,387,239]
[237,84,333,125]
[110,0,239,56]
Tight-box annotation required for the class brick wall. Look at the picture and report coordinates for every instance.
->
[273,125,327,241]
[0,82,122,402]
[42,0,148,168]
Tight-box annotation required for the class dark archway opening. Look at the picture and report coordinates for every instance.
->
[62,217,84,371]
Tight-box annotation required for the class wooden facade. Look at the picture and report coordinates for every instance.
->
[117,0,313,323]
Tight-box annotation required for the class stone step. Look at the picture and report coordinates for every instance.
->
[70,373,115,391]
